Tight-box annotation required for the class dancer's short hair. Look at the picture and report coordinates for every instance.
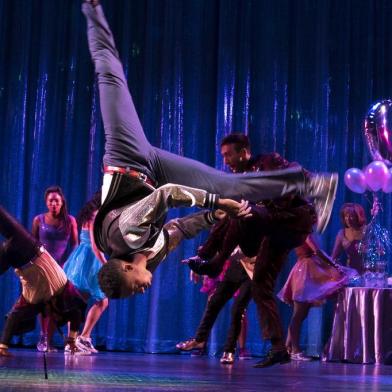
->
[98,259,125,299]
[340,203,367,228]
[221,132,250,152]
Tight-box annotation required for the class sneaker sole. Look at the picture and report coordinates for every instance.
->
[176,344,205,352]
[76,342,98,354]
[291,357,312,361]
[64,351,91,356]
[253,357,291,368]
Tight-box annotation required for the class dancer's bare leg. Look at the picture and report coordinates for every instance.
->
[80,298,108,338]
[286,301,312,354]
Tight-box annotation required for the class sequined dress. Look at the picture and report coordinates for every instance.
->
[332,229,363,274]
[37,214,71,267]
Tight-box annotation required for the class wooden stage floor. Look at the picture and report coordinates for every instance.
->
[0,349,391,391]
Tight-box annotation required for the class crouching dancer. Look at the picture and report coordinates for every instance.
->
[0,206,87,356]
[82,0,337,299]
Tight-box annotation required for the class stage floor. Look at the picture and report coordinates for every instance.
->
[0,349,391,391]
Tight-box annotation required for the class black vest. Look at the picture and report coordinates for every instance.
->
[94,173,167,263]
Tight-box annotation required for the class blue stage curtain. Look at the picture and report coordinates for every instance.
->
[1,0,392,356]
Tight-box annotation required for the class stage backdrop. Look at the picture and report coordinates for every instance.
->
[1,0,392,356]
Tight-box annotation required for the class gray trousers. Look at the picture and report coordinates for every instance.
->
[83,3,306,203]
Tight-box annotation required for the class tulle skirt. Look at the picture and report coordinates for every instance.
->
[64,240,105,302]
[278,256,357,305]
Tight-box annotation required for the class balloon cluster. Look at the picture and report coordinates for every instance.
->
[345,100,392,194]
[345,100,392,286]
[344,161,392,193]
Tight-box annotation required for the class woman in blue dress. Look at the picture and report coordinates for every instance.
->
[64,192,108,353]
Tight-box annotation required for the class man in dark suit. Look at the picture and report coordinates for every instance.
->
[184,134,316,367]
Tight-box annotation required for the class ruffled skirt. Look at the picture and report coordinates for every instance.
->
[278,256,357,305]
[63,242,105,302]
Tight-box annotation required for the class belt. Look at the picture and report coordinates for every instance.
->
[103,165,155,187]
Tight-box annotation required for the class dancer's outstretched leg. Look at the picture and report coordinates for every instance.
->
[82,1,337,230]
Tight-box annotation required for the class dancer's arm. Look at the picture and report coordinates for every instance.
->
[120,184,249,251]
[164,210,223,253]
[89,218,106,264]
[31,216,40,240]
[331,230,344,262]
[70,216,79,250]
[306,236,342,270]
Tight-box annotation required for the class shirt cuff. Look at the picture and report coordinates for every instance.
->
[204,193,219,209]
[204,211,219,225]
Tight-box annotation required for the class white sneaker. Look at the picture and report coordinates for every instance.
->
[76,336,98,354]
[36,334,48,352]
[64,341,91,356]
[290,352,312,361]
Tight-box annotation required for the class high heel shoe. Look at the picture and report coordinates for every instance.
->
[176,338,206,354]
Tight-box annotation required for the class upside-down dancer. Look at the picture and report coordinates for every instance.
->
[82,0,337,300]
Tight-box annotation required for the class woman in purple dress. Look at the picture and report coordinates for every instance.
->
[32,186,78,352]
[278,235,356,361]
[331,203,367,274]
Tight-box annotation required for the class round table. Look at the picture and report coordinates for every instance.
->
[324,287,392,364]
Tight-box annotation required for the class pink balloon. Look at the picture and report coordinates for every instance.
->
[382,168,392,193]
[364,160,389,191]
[344,168,367,193]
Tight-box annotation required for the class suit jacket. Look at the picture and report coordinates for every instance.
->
[93,173,164,261]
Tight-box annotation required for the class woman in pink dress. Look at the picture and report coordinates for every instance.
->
[278,235,357,361]
[331,203,367,274]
